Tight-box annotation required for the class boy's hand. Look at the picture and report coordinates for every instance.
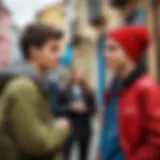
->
[55,118,70,131]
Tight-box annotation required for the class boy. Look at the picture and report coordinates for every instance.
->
[0,23,70,160]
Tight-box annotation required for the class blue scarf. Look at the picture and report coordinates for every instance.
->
[99,76,126,160]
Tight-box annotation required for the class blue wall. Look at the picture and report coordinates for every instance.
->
[97,33,106,107]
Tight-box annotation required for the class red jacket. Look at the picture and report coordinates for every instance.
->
[105,73,160,160]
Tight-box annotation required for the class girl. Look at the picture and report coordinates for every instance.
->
[99,25,160,160]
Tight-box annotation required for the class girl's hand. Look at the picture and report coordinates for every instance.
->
[71,101,87,113]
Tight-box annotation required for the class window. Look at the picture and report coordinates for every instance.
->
[87,0,102,21]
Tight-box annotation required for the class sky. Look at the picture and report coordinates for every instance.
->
[4,0,62,27]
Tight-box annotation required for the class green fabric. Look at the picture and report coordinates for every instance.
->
[0,76,69,160]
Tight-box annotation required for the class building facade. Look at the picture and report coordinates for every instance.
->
[36,2,69,49]
[146,0,160,82]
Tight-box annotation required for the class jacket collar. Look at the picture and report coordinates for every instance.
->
[0,61,50,95]
[121,64,145,87]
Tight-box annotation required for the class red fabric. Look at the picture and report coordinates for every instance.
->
[117,75,160,160]
[108,25,151,62]
[104,88,112,105]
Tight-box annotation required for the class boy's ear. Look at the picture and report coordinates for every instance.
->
[29,45,40,59]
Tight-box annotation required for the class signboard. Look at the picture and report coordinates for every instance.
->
[0,6,12,68]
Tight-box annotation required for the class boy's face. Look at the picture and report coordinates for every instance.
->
[105,38,130,72]
[32,38,62,70]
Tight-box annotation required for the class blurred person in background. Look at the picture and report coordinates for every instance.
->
[0,23,70,160]
[99,25,160,160]
[47,66,71,117]
[53,68,96,160]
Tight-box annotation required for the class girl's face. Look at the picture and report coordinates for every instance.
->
[72,69,84,83]
[105,38,130,72]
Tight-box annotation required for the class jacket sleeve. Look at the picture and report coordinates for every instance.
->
[6,78,70,156]
[132,83,160,160]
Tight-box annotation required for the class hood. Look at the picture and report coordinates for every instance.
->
[0,61,43,94]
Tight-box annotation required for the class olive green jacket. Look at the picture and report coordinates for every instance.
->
[0,64,69,160]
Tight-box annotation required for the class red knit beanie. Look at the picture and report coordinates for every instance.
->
[108,25,151,62]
